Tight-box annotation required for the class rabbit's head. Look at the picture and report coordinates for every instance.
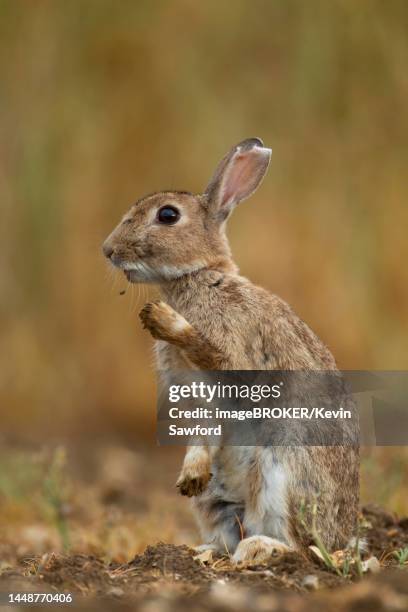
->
[103,138,271,283]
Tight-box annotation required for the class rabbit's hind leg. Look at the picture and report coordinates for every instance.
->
[193,487,244,556]
[232,449,294,564]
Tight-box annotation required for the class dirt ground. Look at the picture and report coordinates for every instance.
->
[1,505,408,610]
[0,444,407,610]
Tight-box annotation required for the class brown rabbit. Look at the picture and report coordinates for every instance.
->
[103,138,359,563]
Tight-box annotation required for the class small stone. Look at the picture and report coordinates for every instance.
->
[193,549,213,564]
[211,580,247,609]
[387,528,399,537]
[362,556,381,573]
[107,587,124,597]
[302,574,320,590]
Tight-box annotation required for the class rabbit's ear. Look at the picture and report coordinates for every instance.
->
[205,138,271,219]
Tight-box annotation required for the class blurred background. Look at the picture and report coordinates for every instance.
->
[0,0,407,558]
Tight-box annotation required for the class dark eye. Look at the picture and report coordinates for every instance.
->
[157,206,180,225]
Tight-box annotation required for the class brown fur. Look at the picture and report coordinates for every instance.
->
[103,138,359,560]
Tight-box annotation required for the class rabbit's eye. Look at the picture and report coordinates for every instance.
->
[157,206,180,225]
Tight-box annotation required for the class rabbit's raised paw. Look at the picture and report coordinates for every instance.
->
[139,301,191,342]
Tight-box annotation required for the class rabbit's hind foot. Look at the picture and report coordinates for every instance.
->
[232,535,292,565]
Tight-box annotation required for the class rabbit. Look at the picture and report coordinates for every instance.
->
[102,138,359,563]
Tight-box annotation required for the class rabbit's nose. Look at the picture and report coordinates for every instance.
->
[102,242,114,260]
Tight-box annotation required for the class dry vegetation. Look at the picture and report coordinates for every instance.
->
[0,0,407,607]
[1,0,407,438]
[0,445,407,609]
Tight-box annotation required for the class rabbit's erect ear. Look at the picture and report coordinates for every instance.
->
[205,138,272,219]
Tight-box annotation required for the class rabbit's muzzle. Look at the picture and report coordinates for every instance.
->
[102,238,147,268]
[102,241,114,260]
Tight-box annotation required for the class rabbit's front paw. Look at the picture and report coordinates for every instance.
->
[176,471,212,497]
[139,301,191,342]
[176,464,212,497]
